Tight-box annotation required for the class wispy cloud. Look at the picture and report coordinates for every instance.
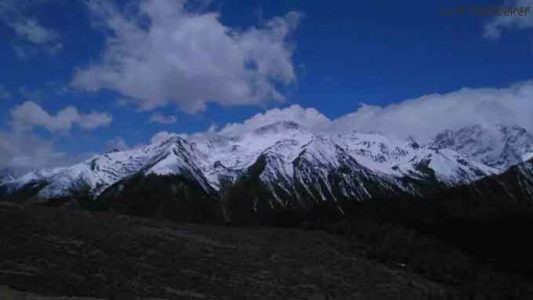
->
[0,0,62,56]
[149,113,177,124]
[10,18,57,44]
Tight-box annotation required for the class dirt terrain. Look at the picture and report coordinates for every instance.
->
[0,203,451,299]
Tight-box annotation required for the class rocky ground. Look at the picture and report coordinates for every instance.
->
[0,202,452,299]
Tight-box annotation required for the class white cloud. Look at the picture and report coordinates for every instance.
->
[219,104,330,135]
[10,101,112,132]
[150,112,177,124]
[483,0,533,40]
[327,80,533,142]
[0,100,112,174]
[72,0,301,112]
[0,130,68,175]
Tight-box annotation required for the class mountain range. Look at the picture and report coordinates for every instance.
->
[1,123,532,223]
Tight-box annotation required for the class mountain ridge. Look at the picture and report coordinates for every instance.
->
[1,123,532,223]
[431,124,533,171]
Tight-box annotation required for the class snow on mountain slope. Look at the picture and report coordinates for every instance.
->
[1,121,501,202]
[2,136,212,199]
[223,135,403,221]
[190,121,313,169]
[524,151,533,163]
[5,150,146,199]
[6,168,64,191]
[292,137,397,201]
[254,136,383,205]
[514,158,533,199]
[334,131,496,184]
[188,121,315,189]
[143,137,213,191]
[334,132,414,175]
[393,148,498,184]
[431,125,533,171]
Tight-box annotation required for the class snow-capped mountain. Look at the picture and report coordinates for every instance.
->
[1,136,215,201]
[334,132,497,185]
[225,135,401,218]
[431,125,533,171]
[1,121,521,222]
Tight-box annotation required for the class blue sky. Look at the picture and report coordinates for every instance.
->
[1,0,533,172]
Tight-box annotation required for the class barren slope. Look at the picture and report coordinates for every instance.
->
[0,203,449,299]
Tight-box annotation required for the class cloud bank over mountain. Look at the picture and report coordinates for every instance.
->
[327,80,533,142]
[180,80,533,144]
[3,78,533,175]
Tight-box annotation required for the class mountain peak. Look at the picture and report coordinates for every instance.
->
[430,124,533,170]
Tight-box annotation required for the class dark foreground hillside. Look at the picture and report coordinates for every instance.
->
[0,203,452,299]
